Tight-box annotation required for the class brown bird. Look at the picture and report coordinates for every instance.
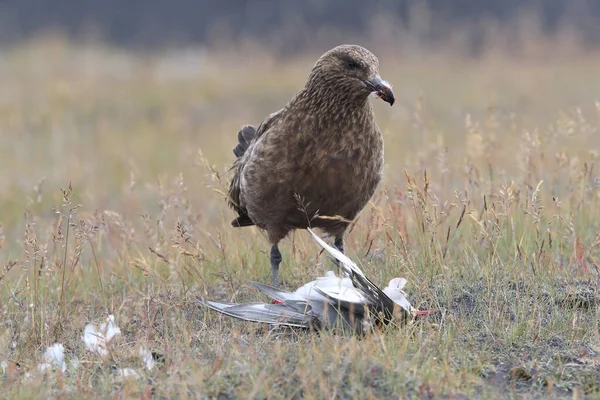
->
[228,44,395,287]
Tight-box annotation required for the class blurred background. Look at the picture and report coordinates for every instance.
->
[1,0,599,52]
[0,0,599,252]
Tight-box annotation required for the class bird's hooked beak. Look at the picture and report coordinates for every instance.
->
[365,76,395,106]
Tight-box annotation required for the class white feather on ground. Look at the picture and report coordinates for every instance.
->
[139,346,157,371]
[82,315,121,358]
[80,316,159,378]
[39,344,65,372]
[115,368,141,380]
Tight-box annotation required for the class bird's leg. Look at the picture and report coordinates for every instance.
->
[333,236,344,270]
[334,236,344,254]
[270,244,282,288]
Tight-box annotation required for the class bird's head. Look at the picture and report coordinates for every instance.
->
[382,277,412,312]
[307,44,395,106]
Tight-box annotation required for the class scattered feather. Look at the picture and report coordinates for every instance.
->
[82,315,121,357]
[139,347,157,371]
[39,343,66,373]
[37,363,52,372]
[115,368,141,380]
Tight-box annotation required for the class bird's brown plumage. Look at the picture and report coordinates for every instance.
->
[228,44,394,286]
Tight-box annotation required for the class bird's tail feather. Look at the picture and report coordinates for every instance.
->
[231,214,254,227]
[233,125,257,158]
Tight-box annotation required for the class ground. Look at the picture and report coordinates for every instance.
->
[1,36,600,399]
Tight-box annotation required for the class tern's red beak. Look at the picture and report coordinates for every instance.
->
[412,309,438,318]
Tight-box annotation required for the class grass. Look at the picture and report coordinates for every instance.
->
[1,35,600,398]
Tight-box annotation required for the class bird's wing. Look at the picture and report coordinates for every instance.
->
[307,228,400,322]
[228,108,285,223]
[197,299,315,328]
[307,228,366,277]
[253,108,285,141]
[250,281,306,303]
[250,281,317,314]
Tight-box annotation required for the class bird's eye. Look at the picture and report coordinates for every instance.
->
[346,60,360,69]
